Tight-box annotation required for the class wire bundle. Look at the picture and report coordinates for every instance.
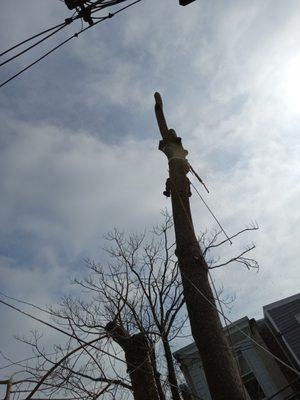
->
[0,0,142,88]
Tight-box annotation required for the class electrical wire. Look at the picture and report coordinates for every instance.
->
[0,23,68,68]
[181,270,300,377]
[169,174,300,377]
[0,298,88,343]
[90,0,128,11]
[208,270,248,399]
[0,296,152,388]
[0,19,97,88]
[108,0,141,16]
[0,0,138,63]
[0,33,75,88]
[0,350,67,371]
[0,22,67,58]
[0,0,142,88]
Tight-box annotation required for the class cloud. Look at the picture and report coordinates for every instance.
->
[0,0,300,370]
[0,116,168,260]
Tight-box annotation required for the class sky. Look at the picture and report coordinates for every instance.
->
[0,0,300,381]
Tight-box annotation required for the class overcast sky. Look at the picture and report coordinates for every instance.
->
[0,0,300,376]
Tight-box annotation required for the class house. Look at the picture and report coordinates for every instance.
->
[263,293,300,372]
[174,293,300,400]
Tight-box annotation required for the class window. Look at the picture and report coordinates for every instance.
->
[243,371,265,400]
[295,313,300,324]
[236,353,265,400]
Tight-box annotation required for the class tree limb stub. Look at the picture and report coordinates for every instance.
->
[154,92,169,140]
[105,321,160,400]
[154,92,188,162]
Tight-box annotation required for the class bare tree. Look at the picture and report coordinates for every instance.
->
[0,214,258,400]
[61,212,188,400]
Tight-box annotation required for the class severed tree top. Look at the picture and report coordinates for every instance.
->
[154,92,188,160]
[154,92,170,140]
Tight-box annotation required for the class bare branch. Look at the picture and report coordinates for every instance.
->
[209,245,259,271]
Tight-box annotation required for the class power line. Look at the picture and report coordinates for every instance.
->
[208,271,248,399]
[106,0,141,17]
[0,291,66,321]
[0,33,75,88]
[0,0,142,88]
[181,271,300,377]
[0,298,88,343]
[0,349,67,371]
[0,296,133,376]
[0,23,68,68]
[170,174,300,377]
[0,296,153,386]
[0,0,133,63]
[0,22,67,58]
[0,14,107,89]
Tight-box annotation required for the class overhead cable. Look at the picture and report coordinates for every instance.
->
[209,270,248,399]
[0,22,68,58]
[0,0,142,88]
[0,23,68,68]
[0,296,153,381]
[0,33,75,88]
[170,175,300,377]
[181,271,300,377]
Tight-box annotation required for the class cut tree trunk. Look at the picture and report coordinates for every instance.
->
[105,322,160,400]
[154,92,245,400]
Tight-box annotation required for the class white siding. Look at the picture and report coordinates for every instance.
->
[188,362,211,400]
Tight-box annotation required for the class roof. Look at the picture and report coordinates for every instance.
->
[263,293,300,312]
[263,293,300,368]
[174,316,251,361]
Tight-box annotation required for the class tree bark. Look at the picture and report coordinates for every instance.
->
[169,158,244,400]
[155,92,245,400]
[4,380,12,400]
[162,337,182,400]
[149,341,167,400]
[105,322,160,400]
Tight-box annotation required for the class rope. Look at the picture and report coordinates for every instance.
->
[168,173,300,377]
[189,180,232,244]
[188,163,209,193]
[208,271,248,400]
[181,272,300,377]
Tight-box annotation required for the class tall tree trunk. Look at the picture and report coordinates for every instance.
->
[168,157,244,400]
[105,322,160,400]
[154,92,245,400]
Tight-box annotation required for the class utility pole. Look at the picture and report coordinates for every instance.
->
[154,92,245,400]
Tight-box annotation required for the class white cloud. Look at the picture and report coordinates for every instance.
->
[1,0,300,374]
[0,117,168,259]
